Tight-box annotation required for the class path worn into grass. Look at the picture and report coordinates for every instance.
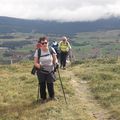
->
[61,68,112,120]
[0,64,115,120]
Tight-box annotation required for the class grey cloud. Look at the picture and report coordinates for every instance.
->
[0,0,120,22]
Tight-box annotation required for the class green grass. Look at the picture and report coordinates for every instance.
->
[73,58,120,119]
[15,44,34,53]
[0,58,120,119]
[0,60,95,120]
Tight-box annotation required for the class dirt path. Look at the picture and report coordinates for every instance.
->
[61,68,112,120]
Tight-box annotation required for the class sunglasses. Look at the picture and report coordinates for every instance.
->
[41,42,48,45]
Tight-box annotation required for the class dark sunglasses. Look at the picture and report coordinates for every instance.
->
[41,42,48,45]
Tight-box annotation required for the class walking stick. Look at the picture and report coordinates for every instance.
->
[57,68,67,104]
[69,49,76,67]
[37,83,40,102]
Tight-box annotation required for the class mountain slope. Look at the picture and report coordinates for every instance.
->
[0,16,120,34]
[0,58,120,119]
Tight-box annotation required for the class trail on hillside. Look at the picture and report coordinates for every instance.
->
[61,68,112,120]
[0,63,116,120]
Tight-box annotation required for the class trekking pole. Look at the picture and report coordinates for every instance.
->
[57,68,67,104]
[37,83,40,102]
[70,48,75,67]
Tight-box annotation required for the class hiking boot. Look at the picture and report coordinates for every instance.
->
[63,67,66,70]
[40,99,47,104]
[60,65,62,69]
[48,97,57,101]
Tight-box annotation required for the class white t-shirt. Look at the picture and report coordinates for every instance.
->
[34,48,56,72]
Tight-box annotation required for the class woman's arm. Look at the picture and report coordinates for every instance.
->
[67,42,71,49]
[52,54,58,64]
[34,57,40,69]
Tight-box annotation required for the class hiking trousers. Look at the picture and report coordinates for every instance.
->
[39,82,54,100]
[37,70,56,100]
[60,51,68,68]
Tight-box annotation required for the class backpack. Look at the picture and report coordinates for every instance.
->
[31,47,54,75]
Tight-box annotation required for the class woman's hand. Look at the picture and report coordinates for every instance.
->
[34,57,40,69]
[35,64,40,69]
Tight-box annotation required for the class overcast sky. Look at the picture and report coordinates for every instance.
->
[0,0,120,22]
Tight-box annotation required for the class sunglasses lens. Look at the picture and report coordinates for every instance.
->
[41,42,47,45]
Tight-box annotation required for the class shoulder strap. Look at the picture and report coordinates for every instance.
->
[38,47,53,60]
[59,41,62,45]
[49,47,53,54]
[38,48,41,61]
[49,47,56,55]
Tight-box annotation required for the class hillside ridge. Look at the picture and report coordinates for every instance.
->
[0,16,120,34]
[0,60,119,120]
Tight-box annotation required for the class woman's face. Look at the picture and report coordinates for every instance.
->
[40,39,48,48]
[62,39,66,43]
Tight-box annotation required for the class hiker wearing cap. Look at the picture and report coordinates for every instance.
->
[34,37,58,103]
[58,36,71,70]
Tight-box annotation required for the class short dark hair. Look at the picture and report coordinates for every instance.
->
[38,37,48,43]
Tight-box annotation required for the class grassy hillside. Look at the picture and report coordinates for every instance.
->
[0,60,91,120]
[72,57,120,119]
[0,58,120,120]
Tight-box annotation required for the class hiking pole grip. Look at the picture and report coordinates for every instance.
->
[57,68,67,104]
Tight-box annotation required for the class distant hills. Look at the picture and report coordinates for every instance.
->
[0,16,120,35]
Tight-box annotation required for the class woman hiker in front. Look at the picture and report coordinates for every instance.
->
[34,37,58,103]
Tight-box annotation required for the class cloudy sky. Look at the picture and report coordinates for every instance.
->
[0,0,120,22]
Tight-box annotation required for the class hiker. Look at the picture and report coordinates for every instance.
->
[51,41,60,60]
[34,37,58,103]
[59,36,71,70]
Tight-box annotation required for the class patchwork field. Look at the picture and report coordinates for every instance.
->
[0,30,120,64]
